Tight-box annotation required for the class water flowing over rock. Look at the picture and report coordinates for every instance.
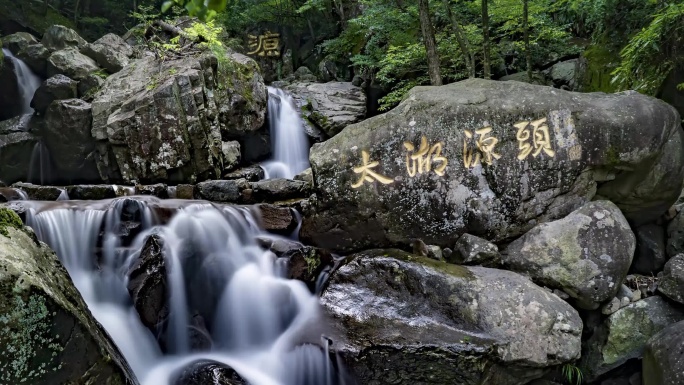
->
[643,320,684,385]
[2,48,42,116]
[579,296,684,381]
[0,208,137,384]
[0,114,39,184]
[91,51,267,184]
[322,250,582,384]
[503,201,635,309]
[301,79,684,253]
[286,82,366,138]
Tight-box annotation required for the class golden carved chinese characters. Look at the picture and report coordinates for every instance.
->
[351,150,394,188]
[247,31,280,57]
[514,118,556,160]
[403,136,448,177]
[463,127,501,168]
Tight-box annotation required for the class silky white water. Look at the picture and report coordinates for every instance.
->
[262,87,310,179]
[2,48,41,114]
[24,198,349,385]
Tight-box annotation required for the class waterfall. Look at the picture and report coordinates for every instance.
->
[23,198,350,385]
[262,87,310,179]
[2,48,41,114]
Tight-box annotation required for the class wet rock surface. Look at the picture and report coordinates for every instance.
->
[31,74,78,115]
[302,79,684,253]
[657,254,684,305]
[0,114,38,184]
[173,360,247,385]
[322,249,582,385]
[0,209,138,384]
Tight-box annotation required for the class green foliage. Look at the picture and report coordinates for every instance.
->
[611,2,684,95]
[162,0,228,21]
[561,363,583,385]
[0,208,23,238]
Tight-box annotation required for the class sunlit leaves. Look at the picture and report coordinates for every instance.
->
[162,0,228,21]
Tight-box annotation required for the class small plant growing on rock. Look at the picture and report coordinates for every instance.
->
[561,363,583,385]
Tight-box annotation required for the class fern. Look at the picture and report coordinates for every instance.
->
[561,364,584,385]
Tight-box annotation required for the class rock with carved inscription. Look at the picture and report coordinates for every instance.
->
[301,79,684,253]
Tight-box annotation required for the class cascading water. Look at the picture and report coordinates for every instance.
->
[24,197,351,385]
[262,87,311,179]
[2,48,41,114]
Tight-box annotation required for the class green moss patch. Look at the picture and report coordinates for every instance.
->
[0,208,23,238]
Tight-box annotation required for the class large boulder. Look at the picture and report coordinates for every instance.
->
[632,223,667,274]
[43,99,100,183]
[0,208,137,384]
[658,254,684,305]
[31,74,78,115]
[91,51,266,184]
[285,81,366,138]
[503,201,635,310]
[81,33,132,73]
[127,231,167,331]
[301,79,684,253]
[47,47,100,80]
[322,250,582,385]
[0,114,39,184]
[1,31,38,54]
[41,24,88,51]
[580,296,684,381]
[643,320,684,385]
[173,360,247,385]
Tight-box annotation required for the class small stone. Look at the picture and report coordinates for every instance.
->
[631,289,641,302]
[221,141,241,172]
[427,245,443,261]
[442,247,453,260]
[617,284,634,301]
[175,184,194,199]
[602,297,621,315]
[450,233,500,266]
[620,297,631,307]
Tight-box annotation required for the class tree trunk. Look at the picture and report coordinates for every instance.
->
[443,0,475,78]
[419,0,442,85]
[481,0,491,79]
[73,0,81,23]
[523,0,532,81]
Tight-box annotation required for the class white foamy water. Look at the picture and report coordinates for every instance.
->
[24,198,349,385]
[2,48,41,114]
[262,87,310,179]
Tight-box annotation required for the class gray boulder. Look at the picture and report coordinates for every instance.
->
[301,79,684,253]
[81,33,132,73]
[223,165,264,182]
[2,32,39,54]
[322,250,582,385]
[41,25,88,51]
[16,43,50,77]
[31,74,78,115]
[666,208,684,257]
[0,115,39,184]
[643,320,684,385]
[545,59,584,91]
[77,73,105,99]
[580,296,684,381]
[195,180,243,203]
[91,51,266,184]
[43,99,100,183]
[11,183,65,200]
[658,254,684,305]
[450,233,501,266]
[47,47,100,80]
[127,231,167,331]
[221,140,241,172]
[286,81,366,138]
[503,201,635,310]
[0,208,137,384]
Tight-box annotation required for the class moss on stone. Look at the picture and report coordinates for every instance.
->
[581,43,620,93]
[0,208,23,237]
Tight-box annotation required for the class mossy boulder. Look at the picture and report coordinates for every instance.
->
[503,201,635,310]
[580,296,684,381]
[0,216,138,384]
[302,78,684,253]
[90,50,266,184]
[322,249,582,384]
